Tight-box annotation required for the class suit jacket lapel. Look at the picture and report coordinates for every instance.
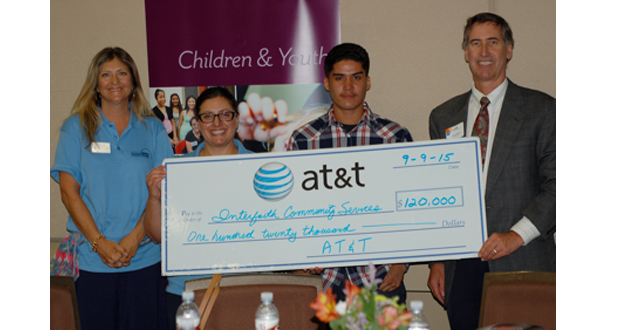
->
[447,92,470,137]
[485,80,526,199]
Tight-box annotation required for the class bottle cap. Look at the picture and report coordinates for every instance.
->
[182,291,195,301]
[261,291,273,303]
[409,300,423,311]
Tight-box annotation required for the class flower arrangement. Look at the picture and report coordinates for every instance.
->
[310,264,412,330]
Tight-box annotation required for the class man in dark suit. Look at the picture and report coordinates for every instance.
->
[426,12,555,329]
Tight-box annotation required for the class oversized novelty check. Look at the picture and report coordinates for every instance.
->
[161,138,487,276]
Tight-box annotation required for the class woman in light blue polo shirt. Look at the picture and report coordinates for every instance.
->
[144,87,254,330]
[51,47,172,330]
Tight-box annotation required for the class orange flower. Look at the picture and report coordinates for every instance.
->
[309,287,340,323]
[344,280,361,307]
[377,305,412,330]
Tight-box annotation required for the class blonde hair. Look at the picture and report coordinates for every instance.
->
[71,47,152,145]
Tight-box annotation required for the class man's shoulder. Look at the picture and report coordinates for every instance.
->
[289,112,330,141]
[431,90,471,116]
[371,112,402,127]
[503,80,556,121]
[369,113,413,141]
[510,82,555,104]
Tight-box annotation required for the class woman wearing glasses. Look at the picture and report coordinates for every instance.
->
[143,86,252,329]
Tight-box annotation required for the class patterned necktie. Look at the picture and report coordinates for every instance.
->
[472,97,490,165]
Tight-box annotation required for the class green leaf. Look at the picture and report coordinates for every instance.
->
[369,321,381,330]
[329,318,347,330]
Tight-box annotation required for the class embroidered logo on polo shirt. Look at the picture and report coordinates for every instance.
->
[131,148,152,159]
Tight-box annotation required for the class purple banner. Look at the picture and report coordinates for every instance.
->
[144,0,340,87]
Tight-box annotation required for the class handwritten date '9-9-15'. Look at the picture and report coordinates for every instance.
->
[402,152,454,166]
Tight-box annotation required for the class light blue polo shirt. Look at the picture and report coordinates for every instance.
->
[51,111,173,273]
[166,139,253,295]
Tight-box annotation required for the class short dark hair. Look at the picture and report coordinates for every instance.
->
[195,87,238,113]
[462,12,514,49]
[324,43,370,77]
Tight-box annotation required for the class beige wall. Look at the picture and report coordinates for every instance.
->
[50,0,555,237]
[50,1,555,328]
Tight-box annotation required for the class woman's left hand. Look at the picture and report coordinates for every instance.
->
[118,231,142,266]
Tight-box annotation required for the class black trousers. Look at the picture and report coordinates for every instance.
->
[446,258,489,330]
[166,292,182,330]
[75,263,167,330]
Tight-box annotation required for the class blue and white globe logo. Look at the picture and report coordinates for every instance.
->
[253,162,294,201]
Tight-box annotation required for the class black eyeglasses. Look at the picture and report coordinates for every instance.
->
[197,110,237,123]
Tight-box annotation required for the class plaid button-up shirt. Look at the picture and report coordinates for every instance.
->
[286,103,412,150]
[285,103,413,295]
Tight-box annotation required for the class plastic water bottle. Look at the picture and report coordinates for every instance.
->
[255,291,280,330]
[408,301,430,330]
[176,291,200,330]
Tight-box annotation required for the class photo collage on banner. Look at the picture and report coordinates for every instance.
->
[144,0,340,154]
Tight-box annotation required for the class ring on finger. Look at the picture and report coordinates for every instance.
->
[493,249,498,254]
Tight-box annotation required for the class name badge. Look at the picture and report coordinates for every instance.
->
[91,142,111,154]
[445,122,465,139]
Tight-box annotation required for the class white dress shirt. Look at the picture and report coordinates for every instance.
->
[467,79,540,245]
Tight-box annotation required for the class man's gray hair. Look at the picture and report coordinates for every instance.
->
[462,12,514,49]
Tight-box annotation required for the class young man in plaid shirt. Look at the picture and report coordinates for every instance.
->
[285,43,413,303]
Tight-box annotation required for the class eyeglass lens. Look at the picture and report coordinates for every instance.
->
[199,111,236,122]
